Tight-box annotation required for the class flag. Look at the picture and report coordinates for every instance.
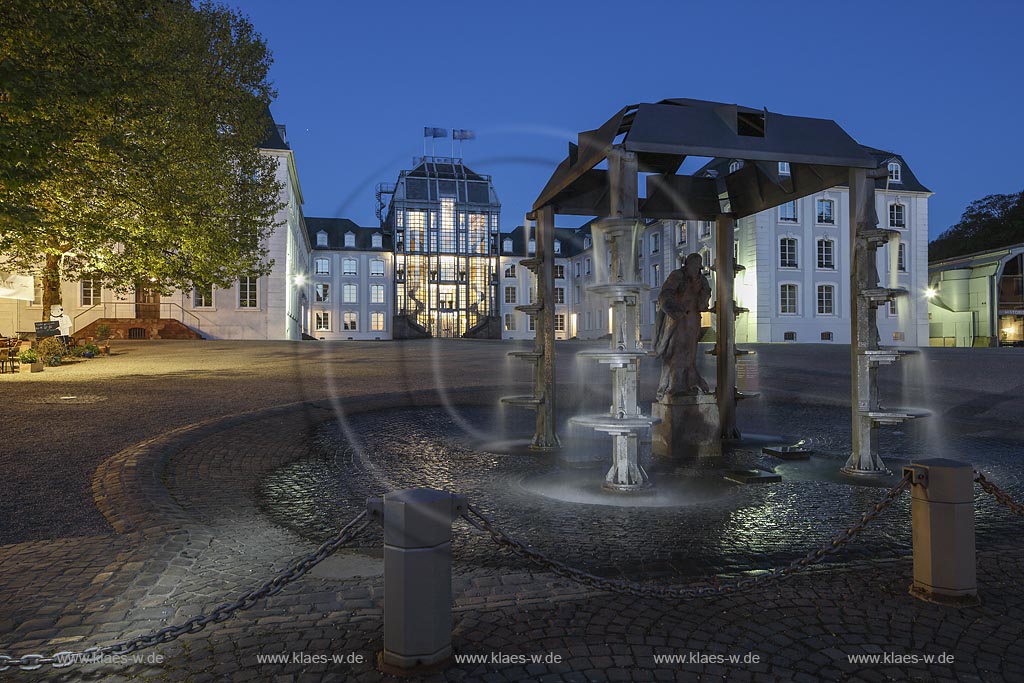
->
[423,127,448,138]
[453,129,476,140]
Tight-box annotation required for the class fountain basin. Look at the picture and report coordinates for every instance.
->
[577,349,648,367]
[569,413,659,434]
[501,395,542,408]
[860,407,931,425]
[587,283,648,300]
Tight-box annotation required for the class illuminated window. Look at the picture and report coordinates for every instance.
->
[504,286,516,304]
[371,311,385,331]
[238,277,257,308]
[817,284,835,315]
[315,311,330,331]
[817,239,835,269]
[343,259,357,276]
[889,203,906,229]
[439,197,456,253]
[343,284,357,303]
[779,201,797,222]
[370,284,384,303]
[816,198,834,224]
[371,259,385,277]
[343,312,357,330]
[780,238,798,268]
[315,258,330,275]
[780,284,798,314]
[193,284,213,308]
[407,211,426,251]
[315,283,330,303]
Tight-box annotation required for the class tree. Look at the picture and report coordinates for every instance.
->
[0,0,283,318]
[929,191,1024,261]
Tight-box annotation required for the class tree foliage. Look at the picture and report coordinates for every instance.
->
[929,191,1024,261]
[0,0,283,315]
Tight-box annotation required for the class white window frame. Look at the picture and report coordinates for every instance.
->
[371,233,383,249]
[650,233,660,254]
[574,262,581,278]
[779,237,799,269]
[778,161,790,176]
[887,162,902,183]
[316,231,328,247]
[344,232,355,248]
[817,284,836,316]
[370,311,385,331]
[342,283,358,303]
[315,258,330,276]
[504,286,516,304]
[554,264,565,279]
[343,258,357,276]
[504,312,516,331]
[554,287,565,304]
[503,238,513,253]
[238,276,258,309]
[315,282,330,303]
[555,314,565,332]
[779,201,798,222]
[889,203,906,229]
[342,311,358,330]
[816,238,835,270]
[315,311,331,331]
[81,277,101,307]
[897,242,907,272]
[370,259,385,277]
[504,264,516,278]
[779,283,799,315]
[816,198,835,225]
[192,284,214,309]
[370,284,385,304]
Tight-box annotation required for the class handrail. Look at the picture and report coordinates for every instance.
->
[69,300,201,331]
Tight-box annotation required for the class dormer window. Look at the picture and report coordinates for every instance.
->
[316,231,328,247]
[502,237,513,253]
[371,233,382,249]
[584,236,591,249]
[344,232,355,247]
[554,239,561,254]
[887,162,902,183]
[528,238,535,254]
[778,162,791,176]
[729,160,743,174]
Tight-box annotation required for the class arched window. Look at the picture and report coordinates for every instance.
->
[887,162,902,183]
[779,237,798,268]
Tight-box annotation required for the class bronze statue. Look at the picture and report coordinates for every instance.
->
[653,253,711,399]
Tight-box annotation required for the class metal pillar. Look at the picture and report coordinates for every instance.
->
[368,489,466,674]
[714,213,739,439]
[845,168,886,474]
[532,205,560,450]
[904,460,979,606]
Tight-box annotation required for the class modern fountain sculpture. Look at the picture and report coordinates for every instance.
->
[844,168,928,475]
[568,148,655,490]
[506,98,920,483]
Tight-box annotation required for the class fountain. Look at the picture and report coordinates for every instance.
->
[503,97,924,489]
[569,197,655,491]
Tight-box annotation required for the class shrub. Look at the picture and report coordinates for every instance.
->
[95,324,111,342]
[45,355,62,367]
[36,336,66,360]
[18,348,39,364]
[83,343,101,355]
[69,345,87,357]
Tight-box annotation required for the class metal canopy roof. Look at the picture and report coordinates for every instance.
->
[533,98,879,220]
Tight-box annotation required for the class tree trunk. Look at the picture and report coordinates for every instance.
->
[41,252,62,321]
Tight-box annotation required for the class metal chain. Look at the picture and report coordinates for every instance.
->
[0,511,371,673]
[463,472,912,599]
[976,470,1024,517]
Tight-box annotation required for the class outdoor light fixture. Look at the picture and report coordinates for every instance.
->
[925,287,937,299]
[293,274,306,286]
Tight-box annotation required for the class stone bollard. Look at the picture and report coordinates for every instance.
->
[903,459,979,606]
[367,489,466,675]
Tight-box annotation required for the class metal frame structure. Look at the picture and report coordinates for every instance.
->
[512,98,921,477]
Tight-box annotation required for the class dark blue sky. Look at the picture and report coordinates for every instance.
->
[240,0,1023,240]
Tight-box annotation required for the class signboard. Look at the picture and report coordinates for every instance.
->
[34,320,61,338]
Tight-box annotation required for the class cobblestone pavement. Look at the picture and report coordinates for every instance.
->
[1,341,1023,681]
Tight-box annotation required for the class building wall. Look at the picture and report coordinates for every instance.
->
[308,246,393,340]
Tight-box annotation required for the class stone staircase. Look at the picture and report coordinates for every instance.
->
[73,318,203,341]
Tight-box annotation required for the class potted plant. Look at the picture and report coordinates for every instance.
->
[82,343,100,359]
[18,348,43,373]
[95,324,111,354]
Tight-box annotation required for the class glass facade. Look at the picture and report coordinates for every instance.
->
[389,157,499,337]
